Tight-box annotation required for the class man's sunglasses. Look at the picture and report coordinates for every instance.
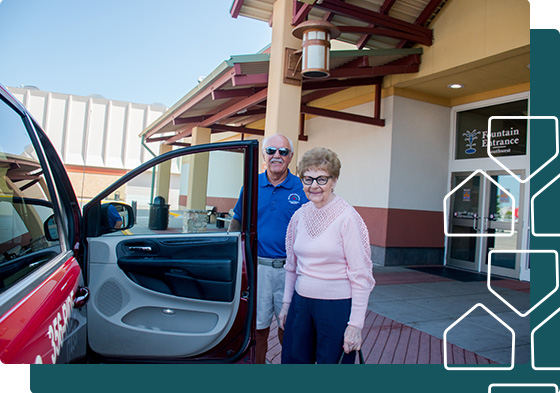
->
[265,147,291,156]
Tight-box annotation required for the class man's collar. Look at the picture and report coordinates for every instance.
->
[261,170,294,188]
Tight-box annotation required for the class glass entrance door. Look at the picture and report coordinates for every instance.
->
[447,174,483,271]
[480,174,522,278]
[447,172,523,278]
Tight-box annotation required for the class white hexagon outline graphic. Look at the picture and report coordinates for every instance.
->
[531,172,560,237]
[487,116,559,184]
[443,169,515,237]
[489,384,559,393]
[531,306,560,370]
[444,303,515,371]
[487,250,558,317]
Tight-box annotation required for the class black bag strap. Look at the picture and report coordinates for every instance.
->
[338,349,365,364]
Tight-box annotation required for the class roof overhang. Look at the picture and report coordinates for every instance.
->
[141,47,423,145]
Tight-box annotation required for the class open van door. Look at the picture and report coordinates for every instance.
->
[83,141,258,363]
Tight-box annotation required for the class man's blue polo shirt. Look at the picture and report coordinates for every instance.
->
[233,170,308,259]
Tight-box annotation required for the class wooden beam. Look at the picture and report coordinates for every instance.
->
[380,0,398,14]
[374,81,382,120]
[199,88,268,127]
[338,26,432,46]
[164,126,194,145]
[230,0,244,18]
[357,0,398,49]
[211,124,265,136]
[317,0,432,38]
[232,73,269,87]
[211,87,264,100]
[302,76,383,90]
[336,55,370,69]
[173,115,208,125]
[385,54,421,66]
[230,107,268,118]
[327,63,419,78]
[292,1,313,25]
[322,11,335,22]
[299,113,308,141]
[301,88,345,104]
[301,104,385,126]
[397,0,444,48]
[143,68,235,139]
[416,0,444,26]
[145,135,176,143]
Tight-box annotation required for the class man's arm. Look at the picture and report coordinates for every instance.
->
[228,218,241,232]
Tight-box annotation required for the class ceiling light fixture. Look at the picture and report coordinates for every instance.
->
[447,83,464,89]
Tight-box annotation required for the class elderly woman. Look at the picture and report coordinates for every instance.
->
[279,147,375,364]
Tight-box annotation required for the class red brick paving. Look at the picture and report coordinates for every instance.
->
[266,310,496,364]
[266,267,506,364]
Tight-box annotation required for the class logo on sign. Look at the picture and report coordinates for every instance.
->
[463,129,481,155]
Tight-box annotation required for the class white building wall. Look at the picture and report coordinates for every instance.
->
[388,96,451,212]
[8,86,167,171]
[299,99,393,209]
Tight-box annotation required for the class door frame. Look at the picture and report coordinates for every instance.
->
[82,140,259,363]
[478,170,525,279]
[445,92,531,281]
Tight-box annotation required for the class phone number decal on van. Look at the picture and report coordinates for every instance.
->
[35,290,74,364]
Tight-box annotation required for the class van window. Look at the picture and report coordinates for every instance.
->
[0,98,60,293]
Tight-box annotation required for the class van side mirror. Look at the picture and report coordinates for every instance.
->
[44,214,59,241]
[100,202,135,235]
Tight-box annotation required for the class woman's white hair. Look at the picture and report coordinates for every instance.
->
[262,134,294,153]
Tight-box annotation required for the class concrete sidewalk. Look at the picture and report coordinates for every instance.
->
[368,265,531,364]
[266,265,530,365]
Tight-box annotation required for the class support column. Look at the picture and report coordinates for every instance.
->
[186,127,211,210]
[155,143,172,203]
[265,0,303,172]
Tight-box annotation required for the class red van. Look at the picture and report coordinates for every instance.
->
[0,84,258,364]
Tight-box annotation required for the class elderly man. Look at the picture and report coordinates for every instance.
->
[229,134,308,363]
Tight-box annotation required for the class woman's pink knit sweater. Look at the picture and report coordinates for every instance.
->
[283,195,376,329]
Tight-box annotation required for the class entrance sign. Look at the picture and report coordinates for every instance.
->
[488,115,559,183]
[455,100,528,160]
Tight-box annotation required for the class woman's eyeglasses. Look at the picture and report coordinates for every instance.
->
[302,176,332,186]
[265,147,291,156]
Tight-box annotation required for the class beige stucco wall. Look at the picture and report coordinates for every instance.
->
[388,96,451,211]
[385,0,530,88]
[299,100,393,209]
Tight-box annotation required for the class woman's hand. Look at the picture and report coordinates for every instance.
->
[343,325,362,354]
[278,302,290,330]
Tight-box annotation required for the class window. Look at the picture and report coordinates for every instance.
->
[99,149,245,237]
[0,98,60,293]
[455,99,528,160]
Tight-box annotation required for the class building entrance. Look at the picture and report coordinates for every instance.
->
[447,171,524,279]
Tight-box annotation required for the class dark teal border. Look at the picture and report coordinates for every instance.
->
[30,30,560,393]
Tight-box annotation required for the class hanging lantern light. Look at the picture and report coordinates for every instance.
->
[292,20,341,79]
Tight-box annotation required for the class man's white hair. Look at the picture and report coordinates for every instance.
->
[262,134,294,153]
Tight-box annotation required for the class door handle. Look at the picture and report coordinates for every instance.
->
[73,286,89,308]
[128,246,153,252]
